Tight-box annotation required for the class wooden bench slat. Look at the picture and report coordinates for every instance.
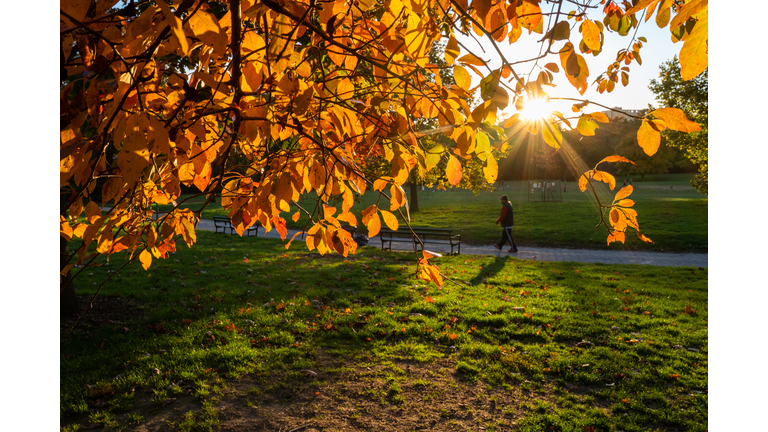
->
[378,227,461,254]
[212,216,259,237]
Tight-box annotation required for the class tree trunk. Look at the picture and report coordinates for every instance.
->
[409,182,419,213]
[61,192,79,316]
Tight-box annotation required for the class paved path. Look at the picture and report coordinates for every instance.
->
[195,218,708,268]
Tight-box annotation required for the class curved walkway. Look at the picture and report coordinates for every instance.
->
[195,218,708,268]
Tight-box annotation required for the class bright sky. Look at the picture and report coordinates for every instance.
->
[456,8,681,118]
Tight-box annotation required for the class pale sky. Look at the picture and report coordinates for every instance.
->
[456,9,681,118]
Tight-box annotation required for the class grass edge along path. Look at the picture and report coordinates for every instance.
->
[61,232,707,432]
[148,175,707,254]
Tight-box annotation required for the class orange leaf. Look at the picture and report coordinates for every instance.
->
[139,249,152,270]
[650,108,701,133]
[361,204,378,226]
[446,155,462,186]
[614,185,633,201]
[637,120,663,156]
[444,34,460,65]
[323,204,337,219]
[157,0,189,57]
[607,231,625,245]
[581,20,602,51]
[457,53,486,66]
[679,14,708,81]
[422,250,442,260]
[592,170,616,190]
[367,213,381,238]
[380,210,399,231]
[590,112,610,123]
[616,199,635,207]
[84,201,101,224]
[597,155,635,166]
[637,231,654,244]
[578,174,589,192]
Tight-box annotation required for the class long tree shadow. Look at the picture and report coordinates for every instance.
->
[469,255,513,285]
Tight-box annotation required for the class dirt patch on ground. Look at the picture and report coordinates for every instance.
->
[61,295,147,333]
[211,353,563,431]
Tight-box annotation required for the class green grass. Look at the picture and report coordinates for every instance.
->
[148,174,706,253]
[61,230,707,431]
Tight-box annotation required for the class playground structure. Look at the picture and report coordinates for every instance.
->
[528,179,563,202]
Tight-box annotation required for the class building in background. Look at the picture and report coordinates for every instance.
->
[602,107,647,121]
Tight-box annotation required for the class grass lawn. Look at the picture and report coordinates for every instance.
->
[153,174,707,253]
[61,230,708,431]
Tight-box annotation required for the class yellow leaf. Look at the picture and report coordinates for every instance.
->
[60,216,74,241]
[323,204,337,219]
[221,179,238,208]
[390,184,406,211]
[373,177,389,191]
[577,115,598,136]
[650,108,701,133]
[157,0,189,57]
[590,112,609,123]
[581,20,602,51]
[337,211,358,227]
[453,65,471,90]
[367,213,381,238]
[139,249,152,271]
[578,174,589,192]
[597,155,635,165]
[593,170,616,190]
[670,0,707,31]
[444,34,460,65]
[405,13,430,67]
[542,120,562,149]
[637,231,654,244]
[380,210,399,231]
[614,185,633,201]
[519,1,543,33]
[637,119,663,156]
[483,155,498,183]
[188,9,225,53]
[242,31,266,54]
[616,199,635,207]
[457,53,486,66]
[336,77,354,98]
[361,204,378,226]
[446,154,462,186]
[607,231,626,245]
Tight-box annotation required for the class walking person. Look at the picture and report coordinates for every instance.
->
[493,195,518,253]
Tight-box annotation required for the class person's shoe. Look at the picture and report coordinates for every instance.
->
[508,248,518,253]
[493,244,502,250]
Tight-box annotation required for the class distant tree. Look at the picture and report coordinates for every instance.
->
[649,57,708,194]
[614,135,677,181]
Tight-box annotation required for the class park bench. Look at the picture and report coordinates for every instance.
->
[213,216,260,236]
[378,227,461,255]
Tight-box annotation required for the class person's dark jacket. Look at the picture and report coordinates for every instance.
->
[496,202,514,227]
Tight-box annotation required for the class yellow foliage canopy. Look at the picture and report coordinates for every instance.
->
[60,0,706,288]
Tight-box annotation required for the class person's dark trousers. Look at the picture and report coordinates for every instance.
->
[499,226,517,249]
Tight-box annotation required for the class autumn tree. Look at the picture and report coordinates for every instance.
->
[649,56,708,194]
[60,0,707,312]
[613,132,677,181]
